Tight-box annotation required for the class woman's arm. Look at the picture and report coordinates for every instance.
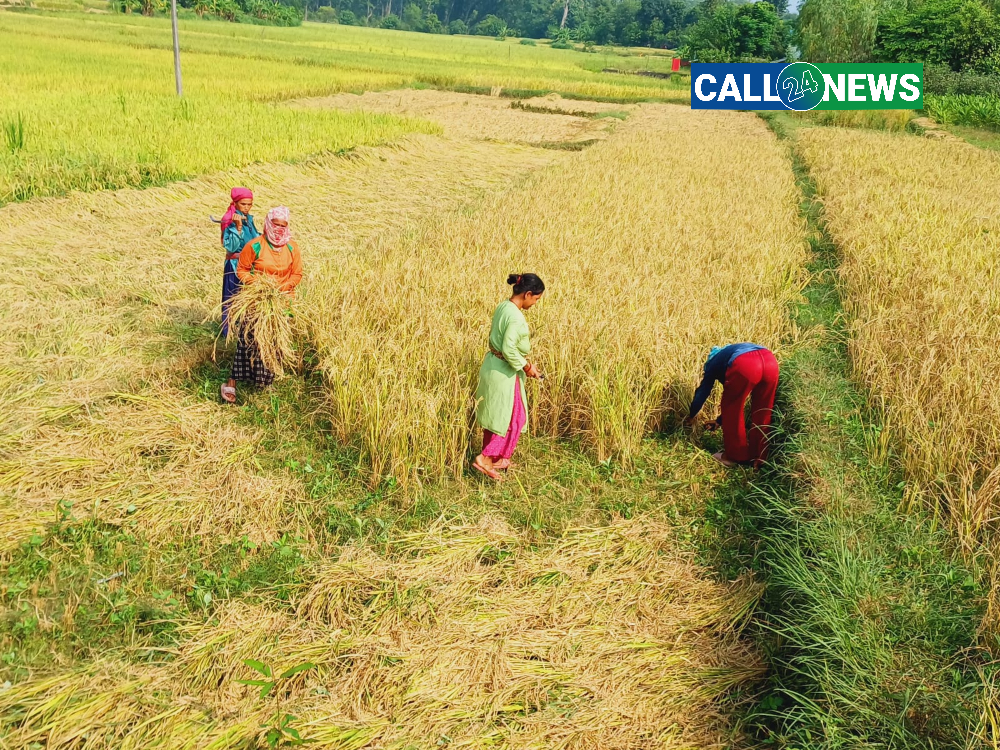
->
[687,371,716,420]
[222,224,244,256]
[281,245,303,292]
[501,320,528,372]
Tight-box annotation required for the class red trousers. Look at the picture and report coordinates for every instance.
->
[721,349,779,464]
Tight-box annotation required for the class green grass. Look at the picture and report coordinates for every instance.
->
[946,123,1000,152]
[708,110,989,747]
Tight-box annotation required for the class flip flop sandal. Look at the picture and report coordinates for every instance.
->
[711,451,737,468]
[493,459,514,471]
[221,384,236,404]
[472,460,502,481]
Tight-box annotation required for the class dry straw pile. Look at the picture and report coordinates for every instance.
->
[0,519,762,748]
[305,106,806,482]
[799,129,1000,554]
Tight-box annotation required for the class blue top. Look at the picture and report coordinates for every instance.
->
[222,212,259,268]
[687,343,766,419]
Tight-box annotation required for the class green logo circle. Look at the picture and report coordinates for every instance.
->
[776,62,825,111]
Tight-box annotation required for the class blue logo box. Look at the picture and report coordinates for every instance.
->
[690,63,789,110]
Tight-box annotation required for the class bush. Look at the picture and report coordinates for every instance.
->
[380,13,400,28]
[924,63,1000,97]
[338,8,357,24]
[447,19,467,34]
[519,38,536,45]
[474,13,506,36]
[423,11,443,33]
[925,93,1000,128]
[314,5,336,22]
[551,39,574,49]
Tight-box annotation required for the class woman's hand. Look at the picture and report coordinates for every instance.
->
[524,362,542,379]
[703,420,720,432]
[233,215,244,232]
[683,416,695,427]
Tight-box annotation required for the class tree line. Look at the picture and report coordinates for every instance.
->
[304,0,791,53]
[122,0,1000,79]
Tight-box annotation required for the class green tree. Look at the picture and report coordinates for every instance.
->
[874,0,1000,72]
[682,0,787,62]
[797,0,903,62]
[424,9,444,30]
[314,5,337,21]
[402,1,423,27]
[474,12,507,34]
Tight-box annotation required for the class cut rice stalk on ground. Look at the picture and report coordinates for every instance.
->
[0,519,763,749]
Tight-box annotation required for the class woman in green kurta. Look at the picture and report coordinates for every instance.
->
[473,273,546,480]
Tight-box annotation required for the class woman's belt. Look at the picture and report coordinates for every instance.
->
[226,252,242,261]
[489,347,506,362]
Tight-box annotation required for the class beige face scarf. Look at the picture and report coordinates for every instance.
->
[264,206,291,247]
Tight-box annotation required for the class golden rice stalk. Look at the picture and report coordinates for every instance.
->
[798,127,1000,550]
[226,273,299,379]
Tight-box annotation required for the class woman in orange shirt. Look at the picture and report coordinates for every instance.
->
[221,206,303,403]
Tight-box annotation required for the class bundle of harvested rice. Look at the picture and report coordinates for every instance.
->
[226,274,299,378]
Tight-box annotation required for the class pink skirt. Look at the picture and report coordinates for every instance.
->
[482,378,526,460]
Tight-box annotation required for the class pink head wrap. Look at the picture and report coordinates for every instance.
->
[220,187,254,243]
[264,206,291,248]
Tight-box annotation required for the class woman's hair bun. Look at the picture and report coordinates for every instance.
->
[507,273,545,296]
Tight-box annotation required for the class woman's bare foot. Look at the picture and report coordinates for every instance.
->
[493,459,513,471]
[221,379,236,404]
[472,454,502,480]
[712,451,738,468]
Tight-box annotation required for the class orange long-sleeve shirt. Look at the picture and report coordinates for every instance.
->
[236,238,303,293]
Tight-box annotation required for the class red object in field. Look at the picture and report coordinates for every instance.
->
[671,57,681,72]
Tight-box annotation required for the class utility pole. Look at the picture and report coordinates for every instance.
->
[171,0,183,96]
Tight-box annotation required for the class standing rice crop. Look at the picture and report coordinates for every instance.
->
[798,128,1000,558]
[0,12,685,204]
[306,105,806,482]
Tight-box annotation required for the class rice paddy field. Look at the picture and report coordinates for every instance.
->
[3,8,1000,750]
[0,10,688,203]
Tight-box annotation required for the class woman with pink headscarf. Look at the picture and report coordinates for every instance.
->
[220,187,258,338]
[221,207,303,403]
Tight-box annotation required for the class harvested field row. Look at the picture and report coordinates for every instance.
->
[798,129,1000,558]
[0,519,763,749]
[291,90,631,144]
[0,134,565,551]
